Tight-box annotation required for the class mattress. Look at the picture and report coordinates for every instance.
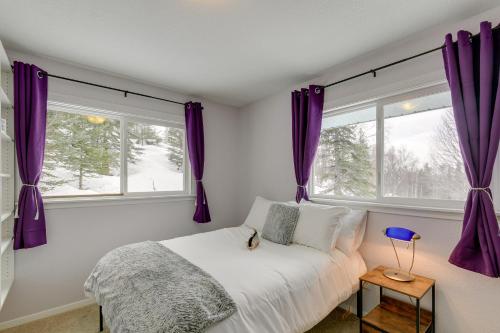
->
[161,226,366,333]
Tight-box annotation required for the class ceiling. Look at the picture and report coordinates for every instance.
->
[0,0,498,107]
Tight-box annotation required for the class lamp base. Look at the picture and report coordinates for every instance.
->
[383,268,415,282]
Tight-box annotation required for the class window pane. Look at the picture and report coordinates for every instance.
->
[41,110,121,196]
[127,122,184,192]
[313,107,376,198]
[383,91,468,200]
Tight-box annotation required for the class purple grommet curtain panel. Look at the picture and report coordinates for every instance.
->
[13,61,48,249]
[291,85,325,203]
[185,102,211,223]
[442,21,500,277]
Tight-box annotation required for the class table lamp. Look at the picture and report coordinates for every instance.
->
[383,227,421,282]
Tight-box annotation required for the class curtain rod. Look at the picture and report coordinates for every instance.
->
[10,65,186,106]
[9,44,446,103]
[324,24,500,89]
[324,45,444,88]
[10,25,498,102]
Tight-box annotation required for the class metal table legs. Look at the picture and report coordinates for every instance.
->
[99,305,103,332]
[357,280,363,332]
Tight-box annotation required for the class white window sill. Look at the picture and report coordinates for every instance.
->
[310,197,474,221]
[42,194,195,210]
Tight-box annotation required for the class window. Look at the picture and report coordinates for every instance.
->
[40,103,187,198]
[312,84,474,208]
[314,106,376,199]
[42,109,121,196]
[382,91,467,201]
[127,122,185,193]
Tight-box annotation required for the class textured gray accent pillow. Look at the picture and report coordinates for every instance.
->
[262,203,300,245]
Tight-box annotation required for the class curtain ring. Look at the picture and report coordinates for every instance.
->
[37,71,44,79]
[314,87,321,94]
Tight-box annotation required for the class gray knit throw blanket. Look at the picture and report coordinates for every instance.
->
[84,241,236,333]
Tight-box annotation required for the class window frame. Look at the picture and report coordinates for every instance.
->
[39,101,191,200]
[310,83,500,211]
[312,101,378,201]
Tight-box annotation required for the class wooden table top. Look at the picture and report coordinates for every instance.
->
[360,266,435,299]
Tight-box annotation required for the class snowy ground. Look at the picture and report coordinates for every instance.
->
[128,144,183,192]
[42,144,183,196]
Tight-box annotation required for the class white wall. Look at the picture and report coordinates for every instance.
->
[238,7,500,333]
[0,51,242,322]
[3,6,500,332]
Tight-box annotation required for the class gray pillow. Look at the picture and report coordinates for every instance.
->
[262,203,300,245]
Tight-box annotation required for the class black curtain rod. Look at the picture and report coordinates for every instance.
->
[10,65,186,106]
[13,45,444,102]
[324,45,444,88]
[11,25,499,101]
[324,24,500,89]
[45,73,186,106]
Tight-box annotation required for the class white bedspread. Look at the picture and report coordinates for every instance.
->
[161,226,366,333]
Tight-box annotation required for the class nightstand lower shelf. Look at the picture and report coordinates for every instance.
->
[362,296,432,333]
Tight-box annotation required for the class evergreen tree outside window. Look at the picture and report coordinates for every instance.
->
[41,110,121,196]
[313,107,376,198]
[312,85,471,207]
[39,104,187,197]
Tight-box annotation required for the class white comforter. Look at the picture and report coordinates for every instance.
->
[161,226,366,333]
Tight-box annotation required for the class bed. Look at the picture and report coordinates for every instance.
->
[161,225,366,333]
[87,199,367,333]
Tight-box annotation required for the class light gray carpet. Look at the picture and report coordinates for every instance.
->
[0,305,358,333]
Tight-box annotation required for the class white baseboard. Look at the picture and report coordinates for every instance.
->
[0,298,96,330]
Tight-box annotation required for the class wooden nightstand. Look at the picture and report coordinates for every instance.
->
[357,266,435,333]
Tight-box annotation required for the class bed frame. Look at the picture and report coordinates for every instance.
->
[99,305,103,332]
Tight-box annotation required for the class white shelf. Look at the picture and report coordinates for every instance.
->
[0,239,11,256]
[0,131,12,142]
[0,278,12,308]
[0,211,12,223]
[0,265,13,307]
[0,279,12,304]
[0,87,10,107]
[0,38,14,311]
[0,40,9,72]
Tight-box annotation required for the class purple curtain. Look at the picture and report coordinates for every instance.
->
[185,102,211,223]
[442,21,500,277]
[292,85,324,203]
[13,61,48,249]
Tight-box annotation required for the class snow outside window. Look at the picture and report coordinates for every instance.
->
[39,105,186,198]
[41,110,121,196]
[127,122,184,193]
[312,84,475,208]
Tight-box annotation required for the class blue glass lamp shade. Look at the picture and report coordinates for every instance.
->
[384,227,420,241]
[382,227,421,282]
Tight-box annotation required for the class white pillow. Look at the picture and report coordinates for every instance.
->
[293,204,349,253]
[336,210,367,257]
[243,196,274,233]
